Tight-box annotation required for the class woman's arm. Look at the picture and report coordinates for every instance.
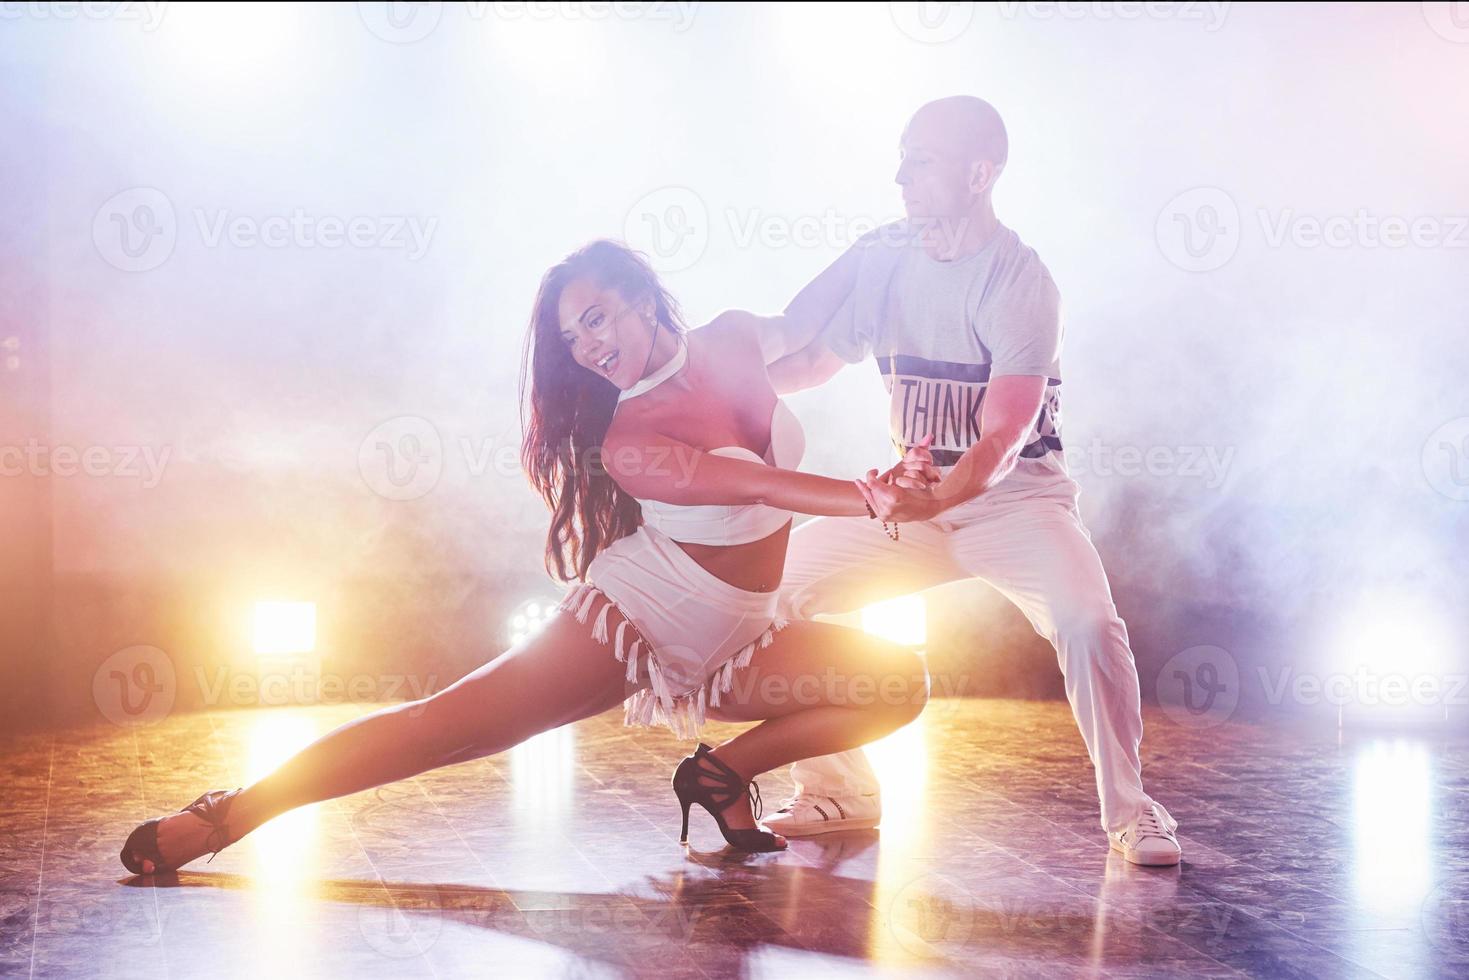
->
[602,426,876,518]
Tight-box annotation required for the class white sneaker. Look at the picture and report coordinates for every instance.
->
[760,793,881,836]
[1109,802,1182,866]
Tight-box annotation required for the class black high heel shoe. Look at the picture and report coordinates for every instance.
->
[120,788,242,875]
[672,744,785,852]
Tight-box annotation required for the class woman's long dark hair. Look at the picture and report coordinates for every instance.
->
[520,240,687,582]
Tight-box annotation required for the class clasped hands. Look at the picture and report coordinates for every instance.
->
[853,434,946,524]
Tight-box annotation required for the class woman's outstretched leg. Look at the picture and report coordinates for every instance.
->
[131,614,629,872]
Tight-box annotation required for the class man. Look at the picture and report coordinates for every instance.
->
[765,96,1180,866]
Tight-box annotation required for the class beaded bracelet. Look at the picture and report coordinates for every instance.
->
[864,501,900,541]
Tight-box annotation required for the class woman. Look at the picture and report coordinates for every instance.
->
[121,240,940,871]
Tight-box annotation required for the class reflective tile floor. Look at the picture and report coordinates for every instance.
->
[4,699,1469,979]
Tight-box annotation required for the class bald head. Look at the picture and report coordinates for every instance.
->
[905,96,1009,170]
[895,96,1008,225]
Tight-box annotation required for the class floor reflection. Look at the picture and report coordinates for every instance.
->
[241,714,327,974]
[12,700,1469,978]
[510,725,576,831]
[1352,738,1434,915]
[864,711,935,964]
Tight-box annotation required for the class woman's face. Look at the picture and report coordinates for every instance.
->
[556,277,657,391]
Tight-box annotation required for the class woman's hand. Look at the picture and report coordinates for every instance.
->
[855,469,945,523]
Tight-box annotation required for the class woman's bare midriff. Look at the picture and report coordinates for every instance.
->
[675,521,792,594]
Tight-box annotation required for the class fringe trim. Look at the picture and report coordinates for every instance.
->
[556,585,790,740]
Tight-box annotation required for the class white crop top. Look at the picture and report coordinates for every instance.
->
[616,340,806,546]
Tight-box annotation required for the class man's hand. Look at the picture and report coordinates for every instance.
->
[877,435,939,490]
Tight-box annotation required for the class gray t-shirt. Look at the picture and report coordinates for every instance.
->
[797,220,1070,496]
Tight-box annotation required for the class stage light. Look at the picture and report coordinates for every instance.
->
[253,601,317,656]
[508,597,557,647]
[1335,594,1451,678]
[1329,593,1456,724]
[154,2,310,84]
[861,594,927,648]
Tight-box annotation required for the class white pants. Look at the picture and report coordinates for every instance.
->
[777,478,1154,833]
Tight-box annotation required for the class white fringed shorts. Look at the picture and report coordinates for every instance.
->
[557,525,790,740]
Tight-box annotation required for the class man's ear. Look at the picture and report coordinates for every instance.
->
[969,159,1001,196]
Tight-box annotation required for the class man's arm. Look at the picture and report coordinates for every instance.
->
[766,341,845,394]
[700,310,845,394]
[932,375,1047,510]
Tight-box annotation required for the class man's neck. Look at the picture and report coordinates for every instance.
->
[918,201,1000,262]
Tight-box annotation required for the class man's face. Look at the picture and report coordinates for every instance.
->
[893,111,981,220]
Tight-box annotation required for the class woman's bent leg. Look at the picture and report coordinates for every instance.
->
[141,614,629,871]
[696,621,928,831]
